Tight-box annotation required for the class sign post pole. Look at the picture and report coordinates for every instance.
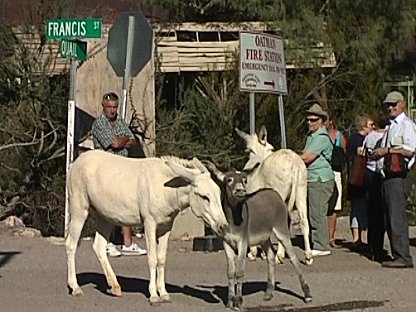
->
[65,60,77,231]
[249,92,255,134]
[278,94,286,148]
[120,15,135,120]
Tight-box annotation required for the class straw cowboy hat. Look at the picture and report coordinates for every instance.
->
[306,103,328,120]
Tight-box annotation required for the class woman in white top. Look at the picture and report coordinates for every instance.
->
[361,120,387,261]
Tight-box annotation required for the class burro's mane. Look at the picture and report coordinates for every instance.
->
[160,155,208,174]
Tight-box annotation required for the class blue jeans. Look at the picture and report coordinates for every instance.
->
[350,198,367,229]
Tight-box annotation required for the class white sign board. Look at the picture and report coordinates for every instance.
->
[239,31,287,94]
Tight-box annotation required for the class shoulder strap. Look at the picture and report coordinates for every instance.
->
[318,132,333,164]
[335,130,342,146]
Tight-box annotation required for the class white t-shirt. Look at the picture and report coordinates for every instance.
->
[363,129,385,172]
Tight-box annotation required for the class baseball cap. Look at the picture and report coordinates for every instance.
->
[383,91,404,104]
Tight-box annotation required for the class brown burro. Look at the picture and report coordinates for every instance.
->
[205,161,312,311]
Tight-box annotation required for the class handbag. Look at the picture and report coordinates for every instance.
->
[320,131,346,172]
[331,131,346,172]
[348,155,366,187]
[382,123,408,179]
[383,152,407,178]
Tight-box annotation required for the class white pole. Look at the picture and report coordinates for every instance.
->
[249,92,255,134]
[120,15,135,120]
[65,60,77,234]
[278,94,287,148]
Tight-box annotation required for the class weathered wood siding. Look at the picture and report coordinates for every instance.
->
[154,22,336,72]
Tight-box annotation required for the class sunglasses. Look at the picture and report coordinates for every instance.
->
[103,92,119,101]
[384,102,398,108]
[306,117,320,122]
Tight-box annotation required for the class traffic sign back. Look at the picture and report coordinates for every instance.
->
[107,12,153,77]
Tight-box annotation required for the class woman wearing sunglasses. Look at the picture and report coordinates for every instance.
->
[300,104,335,257]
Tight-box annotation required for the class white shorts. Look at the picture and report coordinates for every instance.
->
[334,171,342,211]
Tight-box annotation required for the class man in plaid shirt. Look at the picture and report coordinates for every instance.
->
[92,91,147,257]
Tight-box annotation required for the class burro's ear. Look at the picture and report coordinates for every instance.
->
[259,125,268,146]
[165,160,197,185]
[202,160,226,182]
[191,157,208,174]
[235,127,249,142]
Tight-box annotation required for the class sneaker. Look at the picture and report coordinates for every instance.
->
[106,243,121,257]
[311,249,331,257]
[121,243,147,256]
[381,259,413,269]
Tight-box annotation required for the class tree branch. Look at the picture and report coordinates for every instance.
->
[0,140,40,152]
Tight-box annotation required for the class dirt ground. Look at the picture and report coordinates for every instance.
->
[1,217,416,312]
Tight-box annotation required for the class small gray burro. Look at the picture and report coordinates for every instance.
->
[206,162,312,310]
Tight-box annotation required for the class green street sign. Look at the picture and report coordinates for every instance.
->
[46,18,102,39]
[60,39,87,61]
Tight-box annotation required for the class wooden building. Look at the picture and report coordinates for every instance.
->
[9,19,338,160]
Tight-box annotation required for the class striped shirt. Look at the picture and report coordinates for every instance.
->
[92,112,134,157]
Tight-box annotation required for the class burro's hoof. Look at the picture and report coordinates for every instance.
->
[304,295,313,303]
[160,294,172,303]
[275,255,284,264]
[305,258,313,265]
[110,285,122,297]
[71,287,84,296]
[149,296,162,307]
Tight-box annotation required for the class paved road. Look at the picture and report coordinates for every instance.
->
[1,217,416,312]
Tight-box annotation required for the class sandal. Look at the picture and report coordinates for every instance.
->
[330,240,341,249]
[351,241,366,252]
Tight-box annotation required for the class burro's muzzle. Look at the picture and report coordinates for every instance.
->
[215,222,229,236]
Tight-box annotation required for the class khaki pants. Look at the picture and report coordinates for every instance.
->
[308,179,334,251]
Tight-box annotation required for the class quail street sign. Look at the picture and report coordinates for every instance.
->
[46,18,102,39]
[59,39,87,61]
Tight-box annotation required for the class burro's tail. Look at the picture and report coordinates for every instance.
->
[287,162,298,213]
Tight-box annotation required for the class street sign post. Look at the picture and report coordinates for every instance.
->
[59,39,87,61]
[46,18,102,39]
[45,17,102,231]
[107,12,153,120]
[239,31,288,147]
